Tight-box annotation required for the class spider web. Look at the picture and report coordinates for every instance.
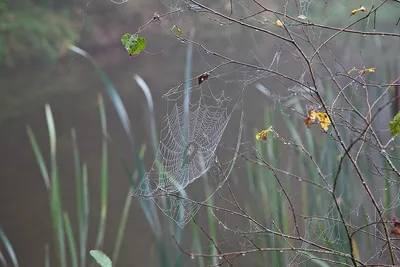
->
[134,86,244,227]
[134,95,231,195]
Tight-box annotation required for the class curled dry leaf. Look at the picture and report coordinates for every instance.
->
[198,73,209,85]
[391,216,400,235]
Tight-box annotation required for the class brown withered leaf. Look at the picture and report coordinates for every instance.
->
[391,216,400,235]
[198,73,209,85]
[303,117,313,128]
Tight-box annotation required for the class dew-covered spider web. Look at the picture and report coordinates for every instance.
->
[133,85,244,227]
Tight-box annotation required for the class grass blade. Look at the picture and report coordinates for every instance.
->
[112,188,134,264]
[190,218,205,267]
[45,104,67,267]
[351,236,360,261]
[205,183,218,266]
[94,95,108,251]
[68,45,133,145]
[44,244,50,267]
[69,45,162,238]
[63,212,78,267]
[71,129,87,267]
[0,227,18,267]
[82,162,90,264]
[134,75,158,155]
[183,28,195,124]
[0,250,7,267]
[26,126,50,190]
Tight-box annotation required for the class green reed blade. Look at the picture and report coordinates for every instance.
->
[204,182,217,266]
[190,218,205,267]
[0,227,18,267]
[0,250,6,267]
[134,75,158,155]
[68,45,133,145]
[45,104,66,267]
[112,188,134,265]
[44,244,50,267]
[82,162,89,266]
[94,95,108,251]
[63,212,78,267]
[71,129,86,267]
[26,126,50,190]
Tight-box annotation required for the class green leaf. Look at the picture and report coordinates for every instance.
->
[170,25,182,37]
[389,112,400,137]
[90,250,112,267]
[120,33,147,56]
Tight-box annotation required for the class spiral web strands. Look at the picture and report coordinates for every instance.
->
[134,88,244,227]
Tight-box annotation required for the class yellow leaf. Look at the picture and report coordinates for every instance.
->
[304,109,331,131]
[256,126,273,141]
[359,67,375,75]
[350,9,358,16]
[350,6,367,17]
[304,109,317,128]
[316,112,328,122]
[347,66,356,75]
[316,112,331,131]
[275,20,283,28]
[320,122,329,131]
[309,110,317,120]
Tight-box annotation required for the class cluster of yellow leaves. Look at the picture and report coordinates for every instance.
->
[256,126,273,141]
[304,110,331,131]
[347,66,376,76]
[350,6,367,17]
[256,110,332,142]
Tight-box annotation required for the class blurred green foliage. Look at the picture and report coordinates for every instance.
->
[0,6,77,68]
[0,0,8,13]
